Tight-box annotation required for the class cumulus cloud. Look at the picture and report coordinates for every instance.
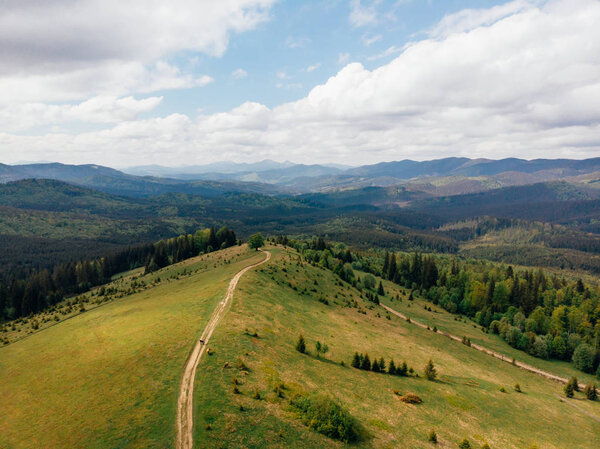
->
[0,0,273,103]
[3,0,600,166]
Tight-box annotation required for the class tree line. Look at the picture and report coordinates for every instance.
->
[0,226,237,322]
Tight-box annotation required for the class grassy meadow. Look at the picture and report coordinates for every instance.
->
[191,245,599,449]
[0,245,264,449]
[1,243,598,448]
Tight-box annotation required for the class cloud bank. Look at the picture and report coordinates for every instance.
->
[2,0,600,166]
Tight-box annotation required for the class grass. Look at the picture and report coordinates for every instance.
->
[0,245,264,449]
[1,244,599,448]
[191,246,599,448]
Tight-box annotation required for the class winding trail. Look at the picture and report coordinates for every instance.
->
[381,303,577,386]
[176,250,271,449]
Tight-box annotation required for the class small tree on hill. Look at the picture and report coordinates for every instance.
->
[371,359,380,373]
[428,429,437,444]
[378,357,386,373]
[361,353,371,371]
[248,233,265,250]
[388,359,396,375]
[296,334,306,354]
[398,361,408,376]
[424,359,437,381]
[458,438,471,449]
[377,281,385,296]
[351,352,361,368]
[564,379,575,398]
[584,383,598,401]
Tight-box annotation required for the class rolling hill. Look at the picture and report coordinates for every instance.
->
[1,244,598,448]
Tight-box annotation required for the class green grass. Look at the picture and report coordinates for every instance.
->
[191,246,599,448]
[0,245,264,449]
[1,244,599,448]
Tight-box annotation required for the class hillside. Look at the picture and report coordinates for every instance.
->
[1,244,598,448]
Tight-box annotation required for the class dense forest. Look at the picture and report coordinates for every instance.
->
[276,236,600,377]
[0,226,237,322]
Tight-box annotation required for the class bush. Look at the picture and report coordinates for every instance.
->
[584,383,598,401]
[572,344,595,373]
[296,334,306,354]
[458,438,472,449]
[290,393,360,443]
[398,393,423,404]
[564,379,575,398]
[514,383,522,393]
[428,429,438,443]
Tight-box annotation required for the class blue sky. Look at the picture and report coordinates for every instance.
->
[154,0,509,117]
[0,0,599,167]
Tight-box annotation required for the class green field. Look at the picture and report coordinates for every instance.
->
[0,245,264,449]
[1,244,599,448]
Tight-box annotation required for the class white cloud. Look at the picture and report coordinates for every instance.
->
[349,0,379,28]
[285,36,311,48]
[306,63,321,73]
[3,0,600,166]
[0,96,163,132]
[276,71,289,79]
[362,33,383,46]
[0,0,274,103]
[232,68,248,79]
[338,53,350,64]
[367,45,402,61]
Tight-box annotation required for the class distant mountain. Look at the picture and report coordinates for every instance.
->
[0,163,287,198]
[124,159,296,177]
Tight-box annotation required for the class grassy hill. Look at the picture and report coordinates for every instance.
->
[2,244,598,448]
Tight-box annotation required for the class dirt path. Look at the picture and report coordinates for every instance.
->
[380,303,577,386]
[176,250,271,449]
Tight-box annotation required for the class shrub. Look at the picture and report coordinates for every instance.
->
[399,393,423,404]
[296,334,306,354]
[564,380,574,398]
[499,387,506,393]
[514,383,522,393]
[428,429,438,443]
[458,438,472,449]
[481,444,491,449]
[290,393,360,443]
[584,383,598,401]
[572,344,595,373]
[253,389,261,400]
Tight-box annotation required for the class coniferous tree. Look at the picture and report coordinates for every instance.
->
[360,353,371,371]
[377,281,385,296]
[371,359,380,373]
[564,379,575,398]
[388,359,396,375]
[424,359,437,381]
[351,352,361,368]
[584,383,597,401]
[398,361,408,376]
[296,334,306,354]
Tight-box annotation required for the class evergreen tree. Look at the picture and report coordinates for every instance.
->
[428,430,437,444]
[458,438,471,449]
[398,361,408,376]
[377,281,385,296]
[296,334,306,354]
[388,359,396,375]
[584,383,598,400]
[424,359,437,381]
[378,357,385,373]
[351,352,361,368]
[371,359,380,373]
[564,379,575,398]
[360,353,371,371]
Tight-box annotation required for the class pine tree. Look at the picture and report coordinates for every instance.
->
[424,359,437,381]
[458,438,471,449]
[371,359,380,373]
[584,383,598,401]
[378,281,385,296]
[295,334,306,354]
[361,353,371,371]
[564,379,575,398]
[398,361,408,376]
[351,352,361,368]
[378,357,385,373]
[388,359,396,375]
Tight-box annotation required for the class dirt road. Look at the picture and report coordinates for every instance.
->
[380,303,577,386]
[176,250,271,449]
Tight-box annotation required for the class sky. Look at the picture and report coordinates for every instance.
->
[0,0,599,167]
